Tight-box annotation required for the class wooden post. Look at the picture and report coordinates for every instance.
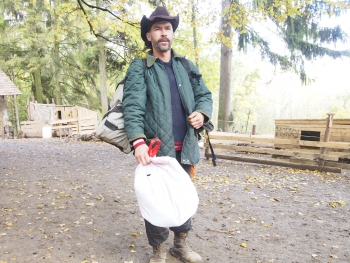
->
[14,95,20,135]
[245,110,250,133]
[321,113,335,155]
[252,125,257,135]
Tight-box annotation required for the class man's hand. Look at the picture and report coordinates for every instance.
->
[134,144,151,165]
[188,111,204,129]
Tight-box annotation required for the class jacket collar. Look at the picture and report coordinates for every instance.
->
[145,49,183,67]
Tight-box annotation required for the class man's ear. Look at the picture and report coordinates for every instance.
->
[146,32,151,41]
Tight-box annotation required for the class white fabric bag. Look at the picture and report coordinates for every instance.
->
[134,156,199,227]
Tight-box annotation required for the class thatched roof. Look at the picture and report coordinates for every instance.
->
[0,69,22,96]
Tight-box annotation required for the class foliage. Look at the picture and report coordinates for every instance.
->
[1,0,349,133]
[0,0,220,123]
[226,0,350,82]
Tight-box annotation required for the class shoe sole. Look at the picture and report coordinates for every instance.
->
[169,248,187,263]
[169,248,204,263]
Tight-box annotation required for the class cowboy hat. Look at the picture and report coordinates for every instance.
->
[140,6,179,47]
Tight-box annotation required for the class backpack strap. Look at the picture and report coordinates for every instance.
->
[179,57,202,87]
[142,58,147,74]
[206,130,216,167]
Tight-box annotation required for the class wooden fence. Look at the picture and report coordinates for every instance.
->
[204,132,350,173]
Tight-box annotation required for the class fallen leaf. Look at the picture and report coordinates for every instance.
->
[330,254,338,259]
[241,243,247,248]
[329,200,347,208]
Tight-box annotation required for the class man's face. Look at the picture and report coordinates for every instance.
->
[146,21,174,52]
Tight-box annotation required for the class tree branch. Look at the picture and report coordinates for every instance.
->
[76,0,142,51]
[77,0,138,27]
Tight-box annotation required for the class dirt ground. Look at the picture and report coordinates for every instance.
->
[1,138,349,263]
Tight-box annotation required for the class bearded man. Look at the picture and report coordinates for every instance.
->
[122,6,213,263]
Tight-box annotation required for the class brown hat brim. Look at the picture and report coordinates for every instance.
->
[140,14,179,44]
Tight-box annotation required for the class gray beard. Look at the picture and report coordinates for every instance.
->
[152,39,172,52]
[155,44,171,52]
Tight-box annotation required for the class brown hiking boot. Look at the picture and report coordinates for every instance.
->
[149,243,166,263]
[169,232,203,263]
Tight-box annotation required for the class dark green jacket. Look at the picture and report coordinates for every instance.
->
[122,50,213,165]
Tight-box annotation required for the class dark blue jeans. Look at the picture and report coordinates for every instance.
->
[144,151,192,246]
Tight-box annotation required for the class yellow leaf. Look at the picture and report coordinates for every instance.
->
[5,222,12,226]
[241,242,247,248]
[132,232,138,237]
[329,200,347,208]
[48,247,53,251]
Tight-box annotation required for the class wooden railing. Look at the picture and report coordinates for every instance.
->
[204,132,350,173]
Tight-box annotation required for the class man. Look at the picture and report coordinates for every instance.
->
[122,6,213,263]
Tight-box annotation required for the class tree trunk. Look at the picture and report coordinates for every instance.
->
[98,37,108,114]
[96,0,108,114]
[218,0,233,132]
[33,68,43,103]
[191,0,199,68]
[53,0,62,105]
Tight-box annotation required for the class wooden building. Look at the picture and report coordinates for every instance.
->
[21,101,98,138]
[0,69,22,138]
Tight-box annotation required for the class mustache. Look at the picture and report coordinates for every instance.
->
[158,38,170,43]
